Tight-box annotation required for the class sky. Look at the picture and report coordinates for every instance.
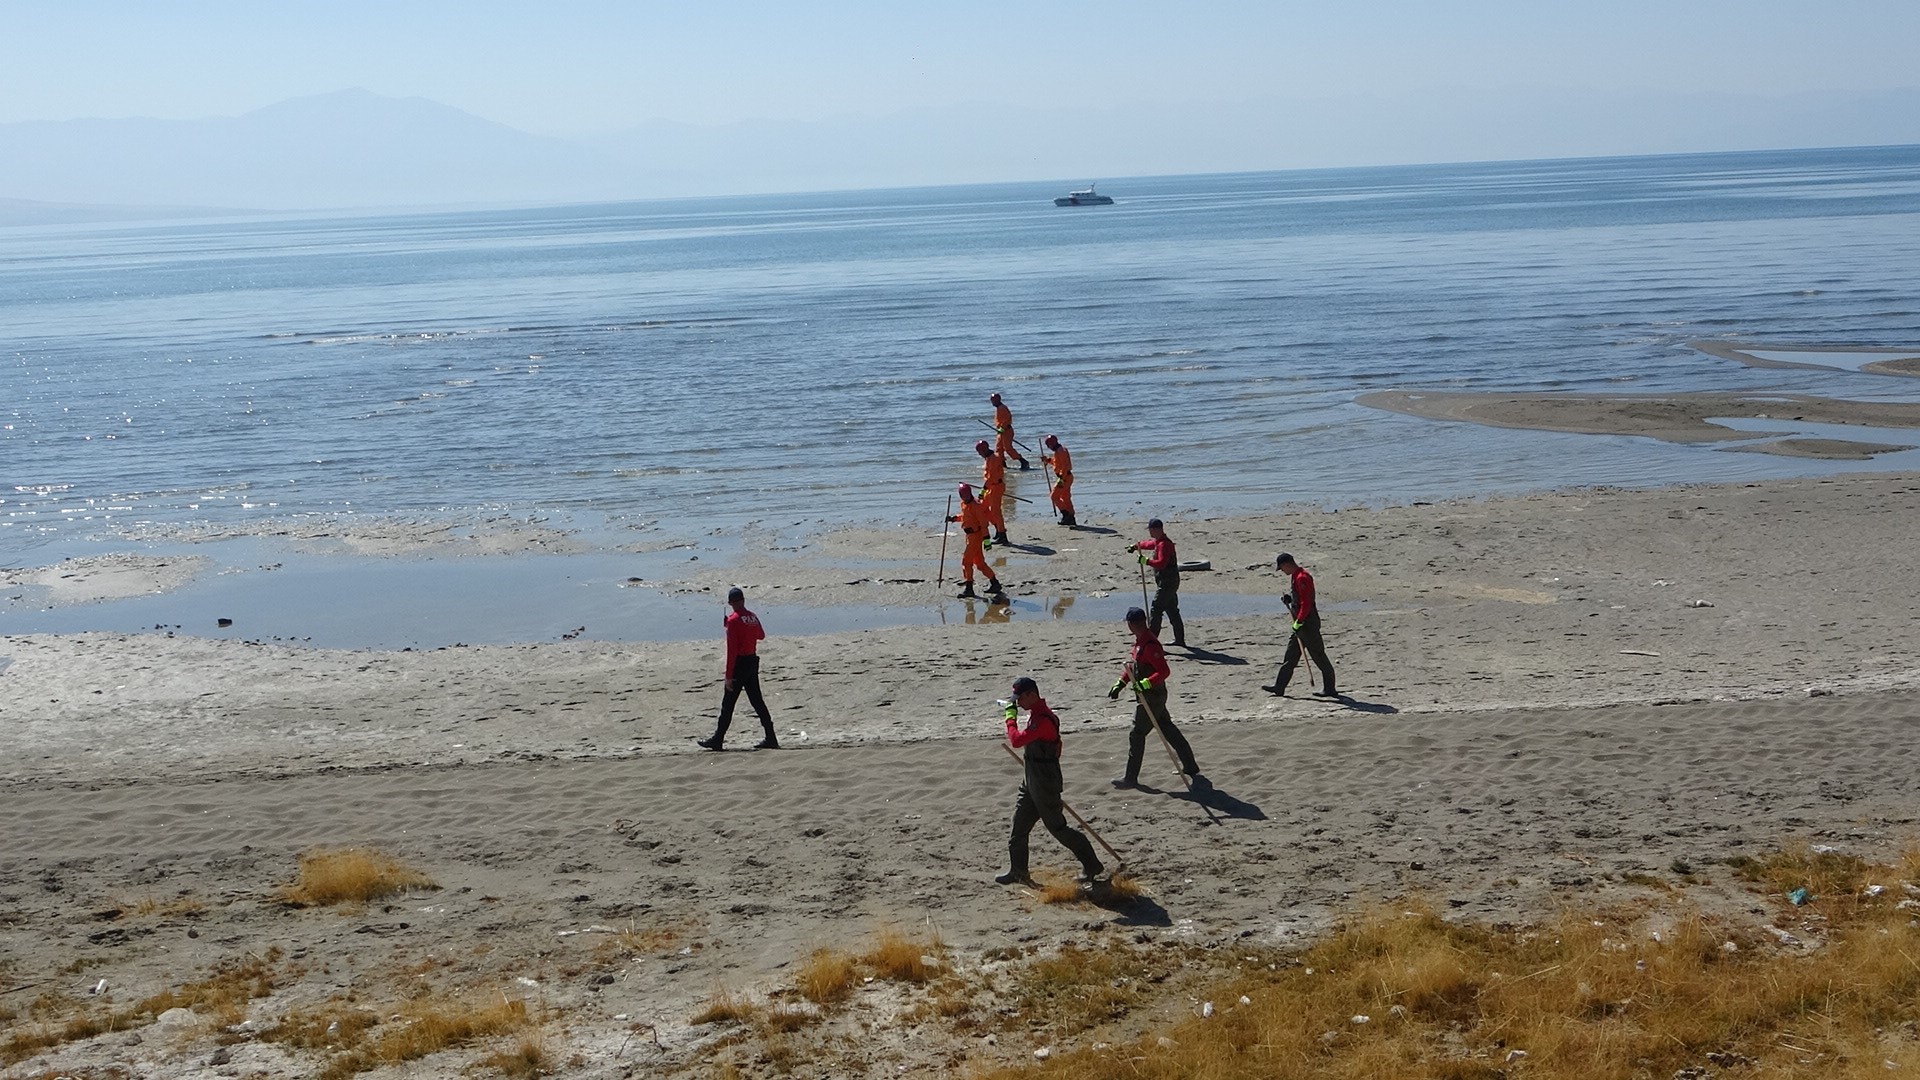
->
[7,0,1919,137]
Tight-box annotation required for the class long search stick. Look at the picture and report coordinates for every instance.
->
[937,495,952,586]
[962,482,1034,504]
[1000,743,1126,872]
[1135,556,1151,611]
[1038,453,1062,524]
[1128,680,1217,824]
[976,417,1035,455]
[1129,681,1190,789]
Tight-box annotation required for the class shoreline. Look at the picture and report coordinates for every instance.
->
[7,469,1920,1076]
[9,469,1920,787]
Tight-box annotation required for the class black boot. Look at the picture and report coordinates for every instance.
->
[986,578,1004,594]
[994,870,1034,886]
[958,582,978,598]
[696,735,723,751]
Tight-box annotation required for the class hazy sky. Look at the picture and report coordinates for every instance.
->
[7,0,1918,136]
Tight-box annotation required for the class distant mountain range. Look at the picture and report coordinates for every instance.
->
[3,86,1918,220]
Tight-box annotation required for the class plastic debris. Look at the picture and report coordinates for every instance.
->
[1034,1047,1051,1060]
[1788,887,1812,905]
[1351,1015,1371,1024]
[1688,599,1713,607]
[1507,1050,1529,1063]
[1201,1001,1214,1018]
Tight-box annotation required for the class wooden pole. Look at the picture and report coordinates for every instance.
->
[937,495,952,587]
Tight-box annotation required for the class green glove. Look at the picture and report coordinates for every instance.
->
[1125,543,1137,553]
[1003,704,1018,722]
[1108,678,1126,700]
[1135,678,1152,692]
[1137,553,1147,565]
[1291,620,1303,633]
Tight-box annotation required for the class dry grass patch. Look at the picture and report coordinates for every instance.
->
[281,846,437,907]
[976,851,1920,1079]
[861,927,945,983]
[691,986,756,1026]
[311,994,531,1080]
[472,1032,551,1078]
[796,947,859,1005]
[2,952,281,1066]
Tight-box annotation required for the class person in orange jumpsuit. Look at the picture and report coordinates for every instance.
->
[988,392,1031,470]
[1041,434,1075,528]
[948,483,1003,599]
[975,439,1011,546]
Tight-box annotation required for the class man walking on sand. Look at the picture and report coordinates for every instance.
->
[989,392,1031,470]
[1041,434,1075,528]
[996,676,1103,887]
[1128,518,1185,647]
[975,440,1011,546]
[698,587,780,751]
[949,483,1004,599]
[1264,553,1339,698]
[1110,607,1200,788]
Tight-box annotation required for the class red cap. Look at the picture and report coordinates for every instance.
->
[1044,434,1059,448]
[975,439,991,454]
[989,392,1002,403]
[958,482,973,497]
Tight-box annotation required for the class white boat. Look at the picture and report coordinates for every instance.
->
[1054,183,1114,207]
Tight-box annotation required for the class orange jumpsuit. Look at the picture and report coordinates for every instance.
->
[993,403,1028,467]
[1042,443,1073,519]
[980,452,1008,534]
[951,498,992,584]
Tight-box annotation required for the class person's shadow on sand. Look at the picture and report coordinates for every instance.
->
[1085,883,1172,926]
[1170,773,1266,820]
[1329,694,1398,715]
[1070,525,1121,536]
[1176,646,1247,666]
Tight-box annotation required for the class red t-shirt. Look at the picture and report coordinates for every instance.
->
[724,607,764,678]
[1139,535,1177,572]
[1128,634,1171,689]
[1006,698,1062,758]
[1289,566,1317,622]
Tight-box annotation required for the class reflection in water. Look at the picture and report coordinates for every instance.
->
[964,598,1013,625]
[1049,594,1077,619]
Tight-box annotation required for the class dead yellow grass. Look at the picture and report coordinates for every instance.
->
[861,927,944,983]
[312,995,531,1080]
[2,952,280,1067]
[796,948,859,1005]
[975,851,1920,1079]
[280,847,437,907]
[690,987,756,1026]
[472,1032,551,1078]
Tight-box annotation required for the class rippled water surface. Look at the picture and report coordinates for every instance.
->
[7,145,1920,568]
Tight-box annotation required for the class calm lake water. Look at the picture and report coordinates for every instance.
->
[5,145,1920,643]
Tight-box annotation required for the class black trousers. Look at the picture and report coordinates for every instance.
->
[1275,616,1337,693]
[1125,684,1198,781]
[1149,580,1185,645]
[1009,757,1100,877]
[714,655,774,740]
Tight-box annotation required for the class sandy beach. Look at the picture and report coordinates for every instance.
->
[6,472,1920,1078]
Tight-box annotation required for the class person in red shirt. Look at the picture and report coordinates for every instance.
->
[948,483,1003,599]
[975,440,1011,546]
[1041,434,1075,528]
[996,676,1103,886]
[697,587,779,750]
[989,392,1030,470]
[1109,607,1200,788]
[1264,553,1338,697]
[1127,518,1186,647]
